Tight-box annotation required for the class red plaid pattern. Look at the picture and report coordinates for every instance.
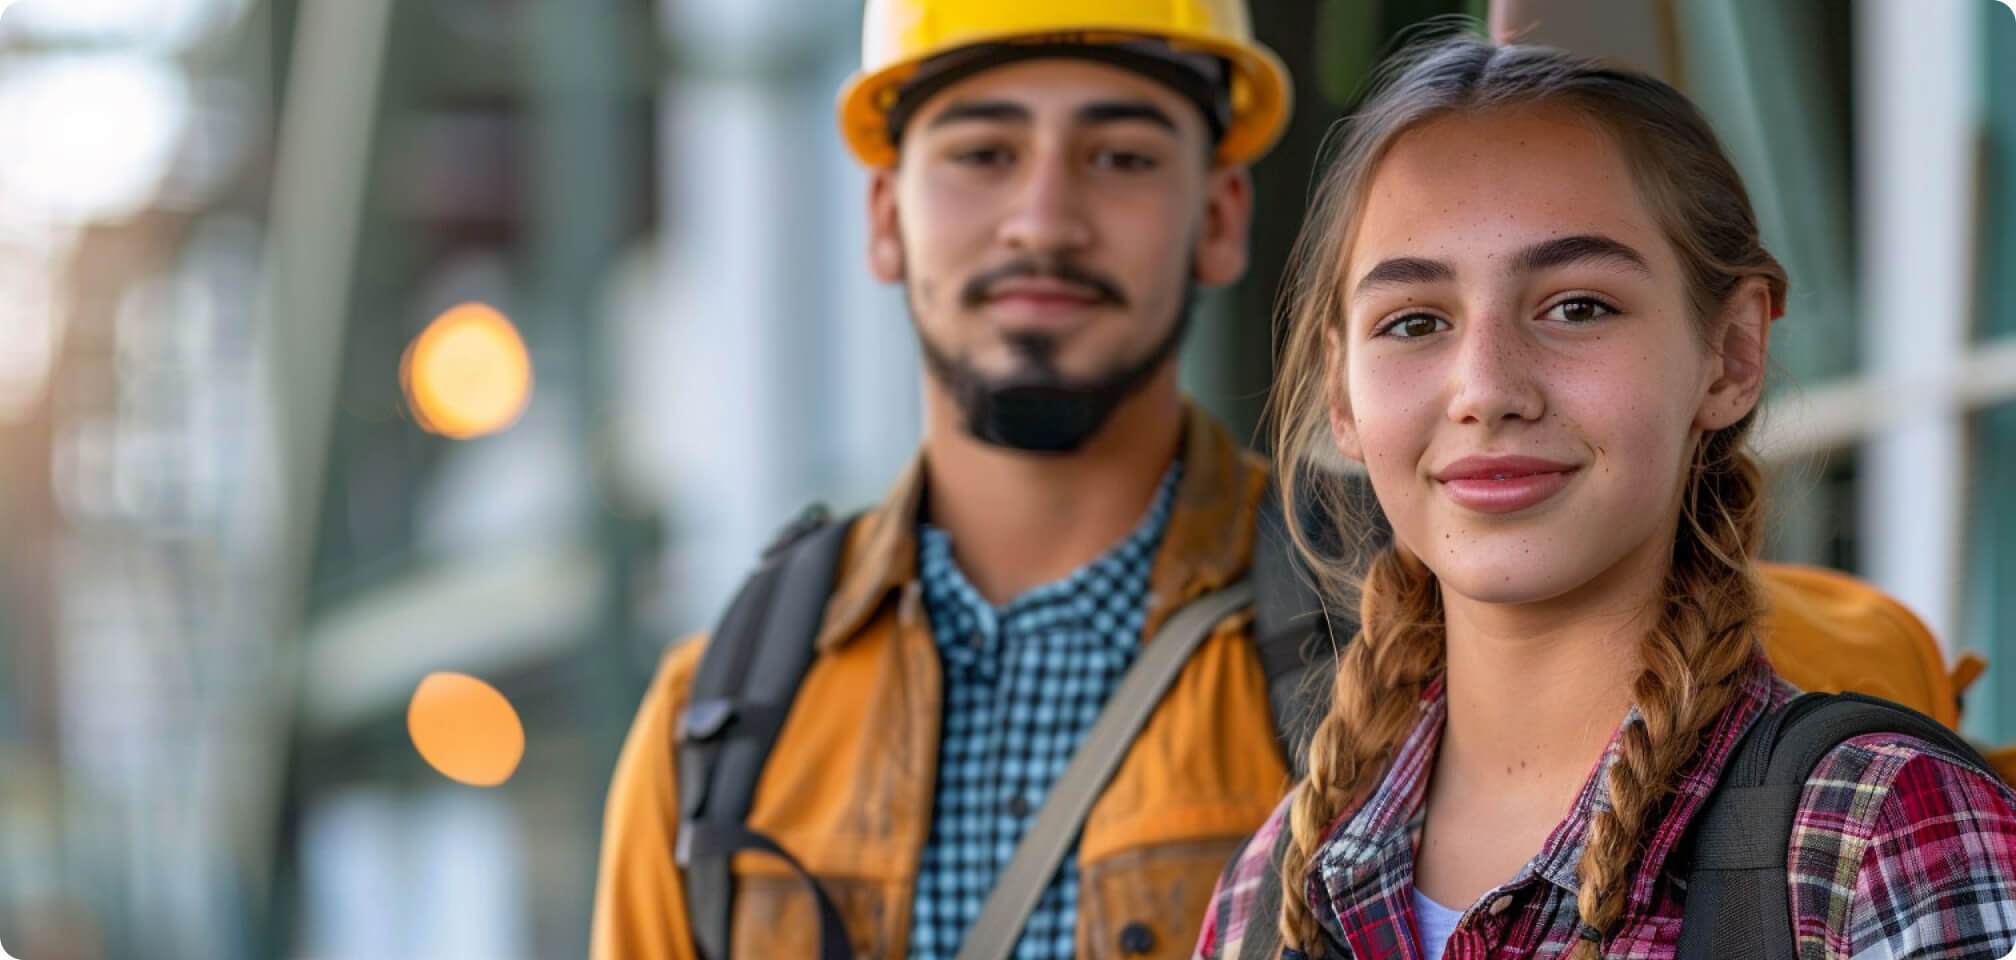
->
[1195,655,2016,960]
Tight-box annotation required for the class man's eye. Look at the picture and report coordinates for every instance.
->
[1092,150,1158,171]
[1378,313,1449,339]
[953,146,1013,167]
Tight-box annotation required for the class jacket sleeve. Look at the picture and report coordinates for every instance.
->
[592,636,709,960]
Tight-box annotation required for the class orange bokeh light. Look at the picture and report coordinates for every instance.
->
[406,672,525,787]
[400,302,533,439]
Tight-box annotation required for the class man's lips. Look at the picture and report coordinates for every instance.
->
[988,291,1099,308]
[980,280,1110,325]
[1433,455,1580,514]
[984,279,1106,306]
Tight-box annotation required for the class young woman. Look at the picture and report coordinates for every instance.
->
[1196,35,2016,960]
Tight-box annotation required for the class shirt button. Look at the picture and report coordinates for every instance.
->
[1005,790,1032,818]
[1117,922,1156,955]
[1489,894,1514,916]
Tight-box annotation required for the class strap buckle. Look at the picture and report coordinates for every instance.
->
[675,821,696,867]
[680,699,737,743]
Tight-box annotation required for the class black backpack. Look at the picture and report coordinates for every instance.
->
[1675,691,2001,960]
[671,494,1344,960]
[1224,691,2003,960]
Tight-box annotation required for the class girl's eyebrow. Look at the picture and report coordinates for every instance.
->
[1350,233,1652,304]
[1351,256,1453,301]
[1513,233,1650,277]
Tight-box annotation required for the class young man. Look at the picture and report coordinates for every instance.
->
[591,4,1970,958]
[594,5,1296,959]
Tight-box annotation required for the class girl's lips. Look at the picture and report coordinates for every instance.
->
[1438,467,1579,514]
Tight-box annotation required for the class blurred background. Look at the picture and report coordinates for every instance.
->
[0,0,2010,957]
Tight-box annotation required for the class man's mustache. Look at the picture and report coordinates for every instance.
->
[960,258,1129,309]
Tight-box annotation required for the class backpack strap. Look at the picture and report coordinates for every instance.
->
[953,579,1256,960]
[1677,691,1996,960]
[1249,477,1380,776]
[676,505,858,960]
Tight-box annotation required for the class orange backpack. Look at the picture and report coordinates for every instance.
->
[1758,563,2016,784]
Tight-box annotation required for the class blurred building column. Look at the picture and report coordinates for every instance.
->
[1854,0,1979,648]
[254,0,397,942]
[651,0,879,621]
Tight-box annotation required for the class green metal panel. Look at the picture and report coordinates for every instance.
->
[1672,0,1861,386]
[1963,2,2016,747]
[1966,403,2016,745]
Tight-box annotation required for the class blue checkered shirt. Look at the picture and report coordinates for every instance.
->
[905,464,1181,960]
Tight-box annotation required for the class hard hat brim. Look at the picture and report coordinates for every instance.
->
[836,28,1292,169]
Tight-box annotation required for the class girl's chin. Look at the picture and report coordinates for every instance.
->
[1425,557,1592,609]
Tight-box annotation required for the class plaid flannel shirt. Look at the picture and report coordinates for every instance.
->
[906,463,1180,960]
[1195,655,2016,960]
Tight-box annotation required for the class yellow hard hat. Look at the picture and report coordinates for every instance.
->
[837,0,1292,169]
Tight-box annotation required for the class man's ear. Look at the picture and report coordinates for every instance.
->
[867,167,905,283]
[1193,166,1253,288]
[1324,327,1364,463]
[1695,275,1774,432]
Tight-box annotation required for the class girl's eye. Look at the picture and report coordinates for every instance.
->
[1544,297,1618,325]
[1378,313,1450,339]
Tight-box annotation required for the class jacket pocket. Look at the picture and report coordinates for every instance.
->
[731,872,893,959]
[1080,837,1247,960]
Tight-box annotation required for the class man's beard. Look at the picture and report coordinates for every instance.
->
[914,259,1194,455]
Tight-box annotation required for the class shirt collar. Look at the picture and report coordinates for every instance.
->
[915,461,1180,648]
[812,401,1268,652]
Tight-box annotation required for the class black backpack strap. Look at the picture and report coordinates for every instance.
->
[1678,692,1996,960]
[1250,488,1332,775]
[1249,477,1379,776]
[676,506,859,960]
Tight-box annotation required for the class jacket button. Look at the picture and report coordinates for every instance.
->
[1117,922,1156,955]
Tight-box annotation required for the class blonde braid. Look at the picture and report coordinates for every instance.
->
[1278,546,1445,953]
[1565,426,1766,957]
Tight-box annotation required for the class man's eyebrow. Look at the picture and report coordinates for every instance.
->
[924,99,1180,135]
[926,100,1031,130]
[1075,100,1178,133]
[1352,257,1456,300]
[1512,234,1651,277]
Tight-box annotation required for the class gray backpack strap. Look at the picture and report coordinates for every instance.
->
[676,506,858,960]
[951,578,1256,960]
[1676,692,1997,960]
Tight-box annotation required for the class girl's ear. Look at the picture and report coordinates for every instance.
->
[1325,327,1364,463]
[1696,276,1773,432]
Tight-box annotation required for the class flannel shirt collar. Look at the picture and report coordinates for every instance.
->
[1310,653,1784,940]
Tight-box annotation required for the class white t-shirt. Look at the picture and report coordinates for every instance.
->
[1412,887,1464,960]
